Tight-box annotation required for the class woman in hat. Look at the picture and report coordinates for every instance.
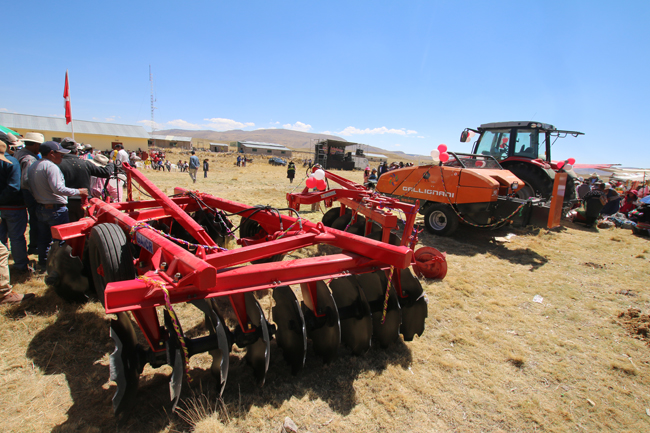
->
[619,189,639,216]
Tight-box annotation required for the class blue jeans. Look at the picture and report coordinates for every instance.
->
[22,190,40,252]
[0,208,29,270]
[35,205,69,266]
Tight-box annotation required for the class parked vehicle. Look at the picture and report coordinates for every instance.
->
[269,156,287,166]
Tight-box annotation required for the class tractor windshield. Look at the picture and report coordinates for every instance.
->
[473,129,511,160]
[512,129,546,160]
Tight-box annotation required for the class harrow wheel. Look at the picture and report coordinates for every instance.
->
[45,242,90,303]
[88,223,136,306]
[110,312,144,415]
[344,215,367,236]
[240,216,284,264]
[301,281,341,364]
[321,207,350,227]
[191,299,231,396]
[358,272,402,348]
[396,268,428,341]
[272,286,307,374]
[330,276,373,355]
[243,293,271,386]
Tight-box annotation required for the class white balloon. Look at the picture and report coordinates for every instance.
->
[313,169,326,180]
[564,164,573,171]
[430,149,440,161]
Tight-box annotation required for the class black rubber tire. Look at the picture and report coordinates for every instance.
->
[564,174,577,202]
[45,242,89,303]
[240,216,284,264]
[88,223,136,307]
[504,162,553,199]
[423,203,459,236]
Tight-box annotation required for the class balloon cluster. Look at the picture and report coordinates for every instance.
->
[556,157,576,171]
[306,168,327,190]
[430,144,450,163]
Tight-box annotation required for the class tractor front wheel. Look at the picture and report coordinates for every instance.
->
[88,223,136,306]
[423,204,459,236]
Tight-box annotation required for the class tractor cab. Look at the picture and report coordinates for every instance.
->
[461,121,583,165]
[460,121,584,200]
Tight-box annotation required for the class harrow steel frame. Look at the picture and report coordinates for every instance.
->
[48,163,429,414]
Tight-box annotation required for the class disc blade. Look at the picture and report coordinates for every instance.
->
[345,215,367,236]
[398,268,428,341]
[366,230,402,246]
[109,312,140,414]
[191,299,231,396]
[272,286,307,375]
[322,207,348,227]
[244,293,271,386]
[357,272,401,348]
[302,281,341,364]
[330,213,353,231]
[329,276,372,356]
[169,348,183,411]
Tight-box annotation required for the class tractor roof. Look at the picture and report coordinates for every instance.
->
[478,121,556,131]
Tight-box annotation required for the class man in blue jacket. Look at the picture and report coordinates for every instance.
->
[188,151,200,184]
[0,134,29,275]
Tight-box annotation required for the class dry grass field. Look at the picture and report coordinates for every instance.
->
[1,150,649,432]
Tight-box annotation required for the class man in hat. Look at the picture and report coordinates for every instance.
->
[59,138,114,222]
[14,132,44,255]
[0,135,30,275]
[28,141,88,269]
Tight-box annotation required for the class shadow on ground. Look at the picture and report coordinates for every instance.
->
[418,224,552,271]
[15,291,413,431]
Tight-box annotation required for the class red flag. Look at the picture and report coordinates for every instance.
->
[63,70,72,124]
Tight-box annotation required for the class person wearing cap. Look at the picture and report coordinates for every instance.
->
[27,141,88,269]
[58,138,115,222]
[188,151,200,183]
[0,136,30,275]
[14,132,44,255]
[110,143,129,165]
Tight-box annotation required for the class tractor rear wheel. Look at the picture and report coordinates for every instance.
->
[423,204,459,236]
[88,223,136,306]
[506,163,552,199]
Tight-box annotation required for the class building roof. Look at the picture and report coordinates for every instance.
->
[150,134,192,142]
[239,141,291,151]
[209,142,229,146]
[0,113,150,139]
[366,153,388,158]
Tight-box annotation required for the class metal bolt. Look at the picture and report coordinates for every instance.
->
[160,262,167,271]
[174,273,182,282]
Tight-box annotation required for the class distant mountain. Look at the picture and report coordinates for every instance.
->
[156,128,345,151]
[156,128,426,161]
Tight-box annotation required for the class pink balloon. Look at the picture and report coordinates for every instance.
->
[306,176,316,188]
[438,144,448,153]
[556,161,565,169]
[439,152,450,162]
[567,158,576,165]
[502,137,509,144]
[316,179,327,191]
[476,160,485,168]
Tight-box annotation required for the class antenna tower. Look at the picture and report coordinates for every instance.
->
[149,65,156,146]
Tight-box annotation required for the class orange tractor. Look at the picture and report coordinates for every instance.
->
[376,152,566,236]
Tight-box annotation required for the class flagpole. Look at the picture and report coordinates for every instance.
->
[64,69,75,141]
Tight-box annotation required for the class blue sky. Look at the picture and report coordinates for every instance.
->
[3,1,649,167]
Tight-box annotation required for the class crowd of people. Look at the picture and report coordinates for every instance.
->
[572,175,650,228]
[0,131,158,304]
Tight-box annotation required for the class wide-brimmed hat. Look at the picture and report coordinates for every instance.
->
[22,132,45,144]
[0,132,20,145]
[60,137,77,150]
[40,141,71,156]
[90,154,110,167]
[84,143,93,150]
[0,142,12,164]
